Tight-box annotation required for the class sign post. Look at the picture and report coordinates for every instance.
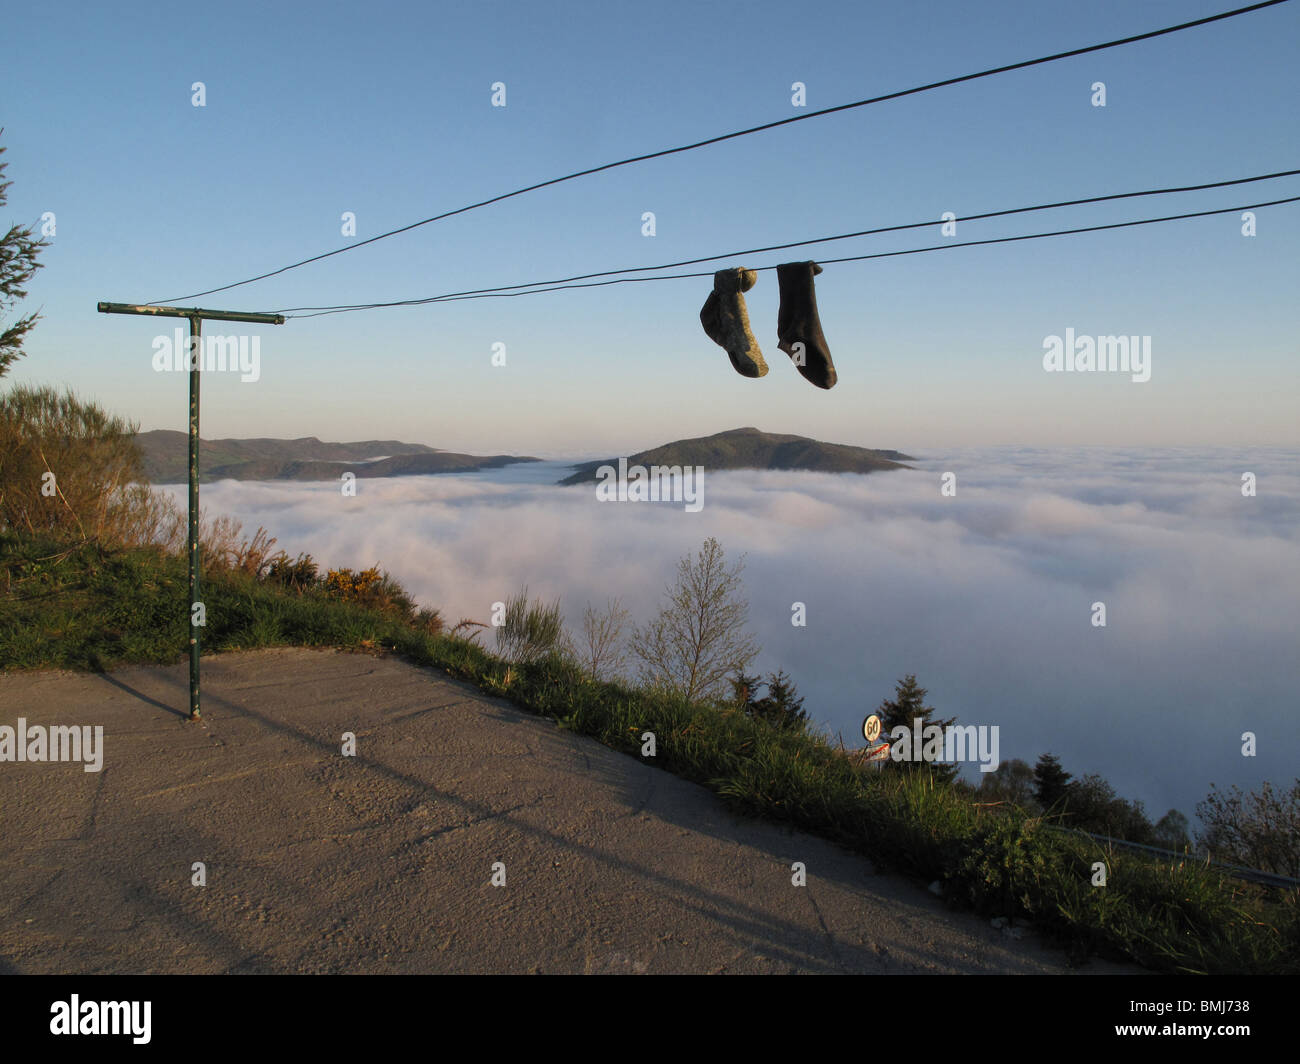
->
[861,713,890,768]
[97,302,286,721]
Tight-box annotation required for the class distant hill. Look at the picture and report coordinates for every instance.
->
[136,431,539,483]
[558,427,913,484]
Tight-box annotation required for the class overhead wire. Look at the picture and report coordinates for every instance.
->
[282,195,1300,318]
[273,168,1300,316]
[276,188,1300,317]
[155,0,1291,305]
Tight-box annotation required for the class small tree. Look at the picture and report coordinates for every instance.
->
[1153,809,1192,851]
[577,597,630,681]
[876,674,957,783]
[1033,753,1073,812]
[632,537,759,702]
[977,758,1036,808]
[1,130,48,379]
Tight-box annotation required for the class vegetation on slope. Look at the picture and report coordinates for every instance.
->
[2,383,1294,976]
[1,532,1295,976]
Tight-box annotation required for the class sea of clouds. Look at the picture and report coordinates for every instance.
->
[167,446,1300,827]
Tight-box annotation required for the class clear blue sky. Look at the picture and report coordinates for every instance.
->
[3,0,1297,456]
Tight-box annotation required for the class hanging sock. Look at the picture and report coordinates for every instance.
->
[776,261,837,389]
[700,267,768,378]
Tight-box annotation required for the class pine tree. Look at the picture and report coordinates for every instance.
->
[731,669,810,733]
[754,669,809,732]
[876,674,957,784]
[1032,753,1073,812]
[0,131,48,379]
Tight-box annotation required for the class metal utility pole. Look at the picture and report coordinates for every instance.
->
[97,302,286,720]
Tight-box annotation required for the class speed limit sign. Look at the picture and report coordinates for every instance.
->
[862,714,882,743]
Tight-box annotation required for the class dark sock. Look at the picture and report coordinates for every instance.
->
[776,261,837,389]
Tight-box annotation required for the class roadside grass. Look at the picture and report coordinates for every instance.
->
[2,532,1296,974]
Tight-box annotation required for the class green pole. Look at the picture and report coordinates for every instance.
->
[96,302,285,723]
[188,315,202,720]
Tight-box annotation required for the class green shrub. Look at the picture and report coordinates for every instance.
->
[0,385,144,543]
[495,585,567,665]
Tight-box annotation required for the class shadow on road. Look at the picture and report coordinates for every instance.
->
[94,672,189,719]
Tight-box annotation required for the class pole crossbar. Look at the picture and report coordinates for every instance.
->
[97,301,285,325]
[97,300,286,720]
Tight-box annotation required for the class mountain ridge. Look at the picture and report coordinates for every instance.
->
[557,427,914,484]
[135,427,914,484]
[135,430,540,483]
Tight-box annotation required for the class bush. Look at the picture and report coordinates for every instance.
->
[956,815,1061,917]
[1197,780,1300,878]
[0,385,266,564]
[322,565,415,617]
[0,385,145,543]
[495,585,567,665]
[1064,773,1156,844]
[266,551,319,592]
[976,758,1037,811]
[413,607,443,636]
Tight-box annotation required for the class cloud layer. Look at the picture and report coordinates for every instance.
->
[172,447,1300,827]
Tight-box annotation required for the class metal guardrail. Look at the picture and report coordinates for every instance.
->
[1044,825,1300,889]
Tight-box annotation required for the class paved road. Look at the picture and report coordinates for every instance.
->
[0,648,1137,974]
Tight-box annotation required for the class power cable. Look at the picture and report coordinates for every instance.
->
[156,0,1291,305]
[282,194,1300,318]
[274,168,1300,314]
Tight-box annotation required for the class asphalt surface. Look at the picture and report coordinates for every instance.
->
[0,648,1138,974]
